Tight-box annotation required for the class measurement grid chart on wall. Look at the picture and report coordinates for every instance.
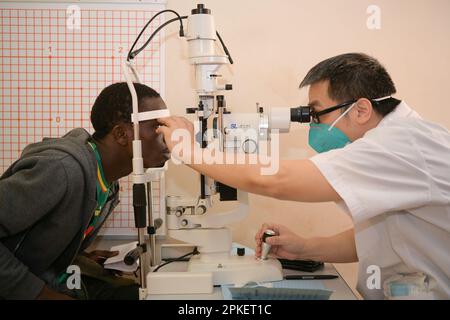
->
[0,1,166,235]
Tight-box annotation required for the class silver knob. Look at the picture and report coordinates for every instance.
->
[242,139,258,154]
[175,209,183,217]
[196,205,207,215]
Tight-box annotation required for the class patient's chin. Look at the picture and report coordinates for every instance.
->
[144,158,168,169]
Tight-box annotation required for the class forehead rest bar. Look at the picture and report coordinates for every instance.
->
[131,109,171,123]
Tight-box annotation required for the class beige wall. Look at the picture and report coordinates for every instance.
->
[162,0,450,294]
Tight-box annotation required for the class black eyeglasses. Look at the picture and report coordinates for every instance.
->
[290,98,391,124]
[310,100,356,124]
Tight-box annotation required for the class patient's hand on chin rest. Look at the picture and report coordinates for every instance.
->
[254,223,307,261]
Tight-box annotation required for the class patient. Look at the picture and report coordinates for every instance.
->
[0,83,170,300]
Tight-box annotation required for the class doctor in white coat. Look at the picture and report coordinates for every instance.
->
[157,53,450,299]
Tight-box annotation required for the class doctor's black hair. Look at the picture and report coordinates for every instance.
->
[299,53,401,117]
[90,82,160,140]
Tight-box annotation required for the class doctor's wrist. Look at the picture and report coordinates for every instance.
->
[300,237,325,262]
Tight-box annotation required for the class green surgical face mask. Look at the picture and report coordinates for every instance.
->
[308,123,352,153]
[308,103,355,153]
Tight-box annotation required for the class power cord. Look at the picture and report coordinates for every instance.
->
[127,9,185,61]
[216,31,234,64]
[127,10,234,65]
[152,247,199,272]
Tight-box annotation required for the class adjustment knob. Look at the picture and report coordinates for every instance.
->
[196,205,207,215]
[175,209,183,217]
[242,139,258,154]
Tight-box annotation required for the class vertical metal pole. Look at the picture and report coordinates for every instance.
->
[198,100,207,200]
[133,183,148,293]
[137,229,146,289]
[217,95,225,152]
[147,182,156,267]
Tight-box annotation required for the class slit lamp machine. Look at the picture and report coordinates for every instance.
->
[122,4,312,299]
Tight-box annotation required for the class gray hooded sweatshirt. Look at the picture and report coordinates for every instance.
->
[0,128,119,299]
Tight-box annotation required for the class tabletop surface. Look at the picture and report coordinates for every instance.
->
[146,262,358,300]
[91,237,358,300]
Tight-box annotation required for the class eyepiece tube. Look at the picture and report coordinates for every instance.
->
[290,107,311,123]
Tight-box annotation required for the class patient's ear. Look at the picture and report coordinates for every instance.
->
[111,123,131,147]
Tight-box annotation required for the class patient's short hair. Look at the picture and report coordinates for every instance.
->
[90,82,160,139]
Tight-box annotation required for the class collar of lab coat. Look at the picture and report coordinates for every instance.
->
[377,101,422,128]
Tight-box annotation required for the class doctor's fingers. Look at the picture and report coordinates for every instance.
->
[178,116,194,127]
[157,116,177,127]
[268,245,281,258]
[257,223,281,239]
[255,224,268,243]
[265,235,286,246]
[178,117,195,136]
[155,125,169,136]
[155,126,174,146]
[255,244,262,257]
[159,117,195,140]
[164,116,193,130]
[255,223,275,247]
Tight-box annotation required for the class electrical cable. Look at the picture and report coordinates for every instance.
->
[216,31,234,64]
[152,247,199,272]
[127,10,185,61]
[128,10,234,65]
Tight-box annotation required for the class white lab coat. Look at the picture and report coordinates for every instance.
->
[310,101,450,299]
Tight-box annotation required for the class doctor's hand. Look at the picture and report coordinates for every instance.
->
[255,223,307,260]
[157,116,195,153]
